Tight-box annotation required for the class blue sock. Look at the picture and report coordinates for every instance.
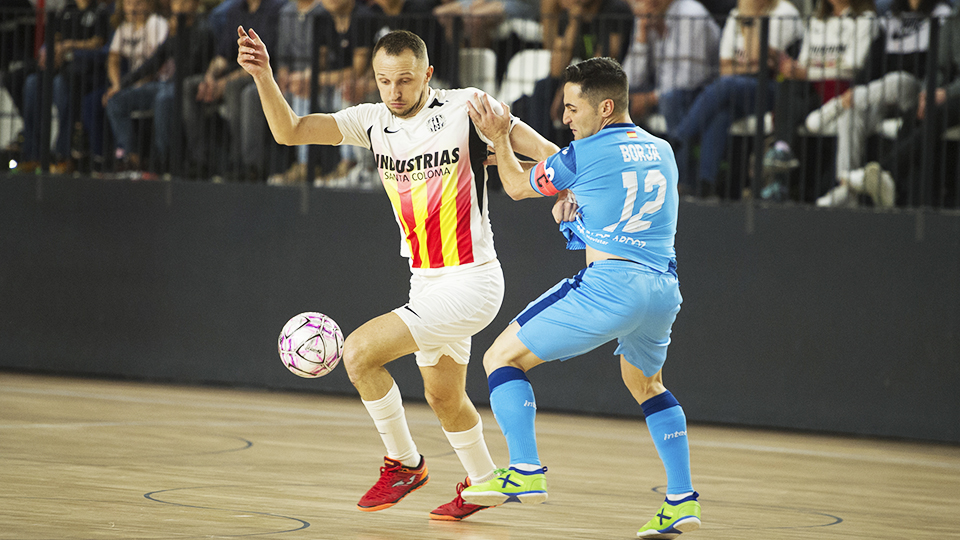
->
[641,391,693,495]
[488,367,541,467]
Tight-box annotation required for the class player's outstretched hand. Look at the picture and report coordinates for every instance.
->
[467,92,510,143]
[237,26,270,79]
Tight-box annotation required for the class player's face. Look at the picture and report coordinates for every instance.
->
[324,0,353,13]
[562,83,603,140]
[170,0,198,15]
[373,49,434,119]
[124,0,148,19]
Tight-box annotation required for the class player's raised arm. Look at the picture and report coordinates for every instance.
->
[468,94,542,200]
[237,26,343,146]
[509,121,559,163]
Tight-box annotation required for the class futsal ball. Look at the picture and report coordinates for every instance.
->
[277,312,344,378]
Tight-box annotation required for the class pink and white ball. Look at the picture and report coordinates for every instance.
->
[277,312,344,378]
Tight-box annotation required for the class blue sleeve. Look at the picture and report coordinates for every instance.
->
[528,143,579,196]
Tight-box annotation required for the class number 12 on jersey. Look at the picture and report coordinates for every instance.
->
[603,170,667,233]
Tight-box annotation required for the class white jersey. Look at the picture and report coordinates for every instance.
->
[109,14,168,72]
[332,88,501,275]
[719,0,804,62]
[798,10,878,81]
[882,3,952,55]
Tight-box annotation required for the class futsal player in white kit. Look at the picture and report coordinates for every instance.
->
[236,27,559,520]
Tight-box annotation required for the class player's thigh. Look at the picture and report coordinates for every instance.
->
[514,264,639,364]
[616,272,682,377]
[343,312,419,368]
[397,262,504,367]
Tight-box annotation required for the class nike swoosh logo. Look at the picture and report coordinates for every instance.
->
[384,127,401,134]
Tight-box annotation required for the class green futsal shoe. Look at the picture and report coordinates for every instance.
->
[460,466,548,506]
[637,492,701,539]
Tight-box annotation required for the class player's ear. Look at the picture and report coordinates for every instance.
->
[424,65,434,84]
[599,98,615,119]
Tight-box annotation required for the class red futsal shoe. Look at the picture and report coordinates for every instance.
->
[429,477,492,521]
[357,456,429,511]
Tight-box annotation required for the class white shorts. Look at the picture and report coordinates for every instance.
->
[393,260,504,367]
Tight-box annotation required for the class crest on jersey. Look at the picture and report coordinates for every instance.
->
[428,114,445,132]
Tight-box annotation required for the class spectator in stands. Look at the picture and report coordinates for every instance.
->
[622,0,720,192]
[815,0,951,207]
[266,0,326,185]
[520,0,633,145]
[182,0,284,180]
[104,0,214,173]
[82,0,166,165]
[875,0,893,13]
[541,0,562,53]
[205,0,241,35]
[764,0,877,180]
[833,2,960,207]
[16,0,112,173]
[315,0,379,185]
[368,0,458,85]
[0,0,36,127]
[433,0,539,48]
[697,0,736,14]
[667,0,803,198]
[267,0,378,185]
[320,0,377,105]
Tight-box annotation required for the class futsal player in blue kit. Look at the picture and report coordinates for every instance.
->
[462,57,700,538]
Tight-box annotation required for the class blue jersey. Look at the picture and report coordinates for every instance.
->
[528,123,679,273]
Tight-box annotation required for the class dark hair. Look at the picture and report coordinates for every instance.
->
[561,57,629,115]
[111,0,157,29]
[891,0,940,15]
[814,0,875,18]
[373,30,428,63]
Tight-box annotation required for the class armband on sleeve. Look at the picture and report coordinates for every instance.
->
[530,160,559,196]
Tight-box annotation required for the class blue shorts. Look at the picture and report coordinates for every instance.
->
[514,259,682,377]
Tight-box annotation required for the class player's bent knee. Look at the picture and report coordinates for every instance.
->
[340,335,379,383]
[481,347,513,375]
[423,387,464,415]
[621,362,667,404]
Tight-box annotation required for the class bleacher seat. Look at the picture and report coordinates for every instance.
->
[497,49,551,106]
[459,48,498,95]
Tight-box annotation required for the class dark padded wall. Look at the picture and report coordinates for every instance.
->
[1,176,958,443]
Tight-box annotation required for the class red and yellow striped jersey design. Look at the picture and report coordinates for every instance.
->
[332,88,497,275]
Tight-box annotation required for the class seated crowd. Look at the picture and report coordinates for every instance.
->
[1,0,958,207]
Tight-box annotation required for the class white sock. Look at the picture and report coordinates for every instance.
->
[443,418,496,484]
[510,463,543,472]
[361,381,420,467]
[666,491,694,502]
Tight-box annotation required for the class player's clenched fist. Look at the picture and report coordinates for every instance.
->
[237,26,270,79]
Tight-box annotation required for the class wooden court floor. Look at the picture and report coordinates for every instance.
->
[2,372,958,540]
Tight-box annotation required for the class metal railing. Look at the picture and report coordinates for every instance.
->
[2,7,958,210]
